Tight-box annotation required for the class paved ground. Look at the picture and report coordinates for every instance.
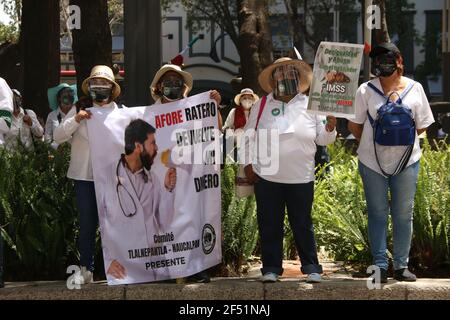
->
[1,261,449,300]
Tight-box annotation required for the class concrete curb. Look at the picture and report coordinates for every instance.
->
[1,278,449,300]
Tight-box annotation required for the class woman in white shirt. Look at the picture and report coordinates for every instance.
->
[348,43,435,283]
[242,57,337,283]
[223,88,259,132]
[4,89,44,151]
[54,65,123,285]
[45,84,78,149]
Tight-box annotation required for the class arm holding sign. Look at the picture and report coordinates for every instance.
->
[315,115,337,146]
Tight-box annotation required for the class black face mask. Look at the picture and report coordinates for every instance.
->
[372,52,398,78]
[140,145,156,171]
[89,86,112,103]
[162,80,184,101]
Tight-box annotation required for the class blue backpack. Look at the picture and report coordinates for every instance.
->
[367,81,416,176]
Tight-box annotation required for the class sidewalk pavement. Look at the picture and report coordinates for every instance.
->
[1,261,449,300]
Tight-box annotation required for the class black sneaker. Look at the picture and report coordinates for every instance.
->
[369,268,388,284]
[187,271,211,283]
[394,268,417,282]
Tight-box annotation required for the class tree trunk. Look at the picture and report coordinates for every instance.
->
[375,0,390,44]
[284,0,303,54]
[237,0,273,95]
[21,0,60,120]
[70,0,112,98]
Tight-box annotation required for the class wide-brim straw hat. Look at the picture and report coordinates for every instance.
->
[258,57,313,94]
[47,83,78,111]
[82,65,121,100]
[150,64,193,101]
[234,88,259,106]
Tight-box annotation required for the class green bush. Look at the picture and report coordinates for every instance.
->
[220,164,259,274]
[1,139,448,280]
[0,141,80,280]
[312,139,450,275]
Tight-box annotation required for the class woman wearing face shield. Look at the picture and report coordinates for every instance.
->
[3,89,44,151]
[46,84,78,149]
[241,57,337,284]
[348,43,435,283]
[54,65,125,285]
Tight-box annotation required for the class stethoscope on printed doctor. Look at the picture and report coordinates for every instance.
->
[116,155,149,218]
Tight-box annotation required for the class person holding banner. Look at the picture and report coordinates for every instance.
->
[54,65,124,285]
[149,63,223,283]
[101,119,177,281]
[150,63,223,130]
[348,43,434,283]
[242,57,337,284]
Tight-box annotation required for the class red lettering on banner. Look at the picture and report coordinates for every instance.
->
[155,110,184,129]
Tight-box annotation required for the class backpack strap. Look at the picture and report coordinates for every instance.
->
[367,82,386,99]
[255,96,267,131]
[399,81,416,102]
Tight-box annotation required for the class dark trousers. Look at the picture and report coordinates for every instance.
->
[254,178,323,276]
[74,180,99,272]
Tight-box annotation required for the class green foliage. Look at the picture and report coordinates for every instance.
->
[1,140,448,280]
[311,140,449,275]
[410,140,450,275]
[0,23,19,44]
[0,141,79,280]
[221,164,259,274]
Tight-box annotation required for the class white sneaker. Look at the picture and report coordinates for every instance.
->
[306,273,322,283]
[73,266,93,285]
[260,272,279,283]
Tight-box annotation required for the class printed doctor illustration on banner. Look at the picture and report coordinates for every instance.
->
[307,41,364,119]
[87,92,222,285]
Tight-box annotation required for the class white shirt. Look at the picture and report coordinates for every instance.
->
[222,108,250,130]
[54,101,123,181]
[241,93,337,184]
[99,160,175,283]
[3,108,44,151]
[0,78,13,144]
[45,107,70,149]
[352,77,435,176]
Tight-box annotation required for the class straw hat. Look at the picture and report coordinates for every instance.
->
[47,83,78,111]
[150,64,193,101]
[234,88,259,106]
[258,57,313,94]
[82,65,121,100]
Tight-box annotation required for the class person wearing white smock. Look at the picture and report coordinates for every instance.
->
[45,83,78,149]
[3,89,44,151]
[241,57,337,284]
[54,65,124,285]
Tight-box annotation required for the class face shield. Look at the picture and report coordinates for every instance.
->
[272,65,301,97]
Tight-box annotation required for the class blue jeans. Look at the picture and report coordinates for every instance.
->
[254,178,323,276]
[358,161,419,271]
[74,180,99,272]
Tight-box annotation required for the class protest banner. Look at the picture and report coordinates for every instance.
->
[87,92,222,285]
[307,41,364,119]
